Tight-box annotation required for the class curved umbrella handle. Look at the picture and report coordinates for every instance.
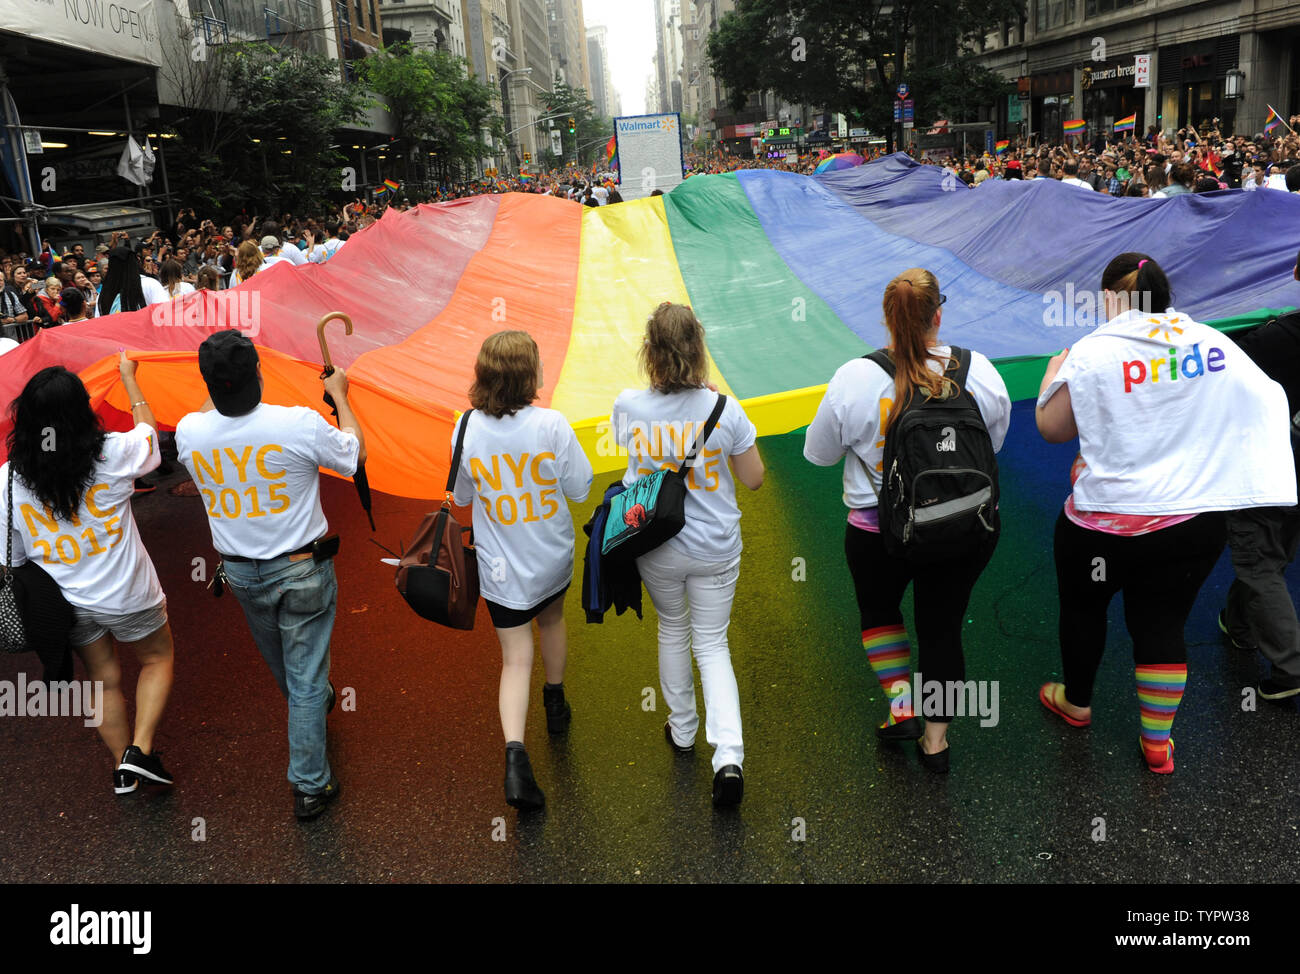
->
[317,311,353,374]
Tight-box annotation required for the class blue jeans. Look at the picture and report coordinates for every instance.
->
[223,555,337,793]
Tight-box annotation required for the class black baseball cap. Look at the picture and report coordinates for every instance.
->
[198,329,261,416]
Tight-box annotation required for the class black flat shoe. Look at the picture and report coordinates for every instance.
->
[664,721,694,753]
[712,765,744,807]
[876,715,923,742]
[917,739,950,774]
[543,683,571,735]
[504,743,545,811]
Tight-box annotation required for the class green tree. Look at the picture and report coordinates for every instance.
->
[706,0,1021,151]
[162,39,369,215]
[360,45,503,183]
[542,79,611,167]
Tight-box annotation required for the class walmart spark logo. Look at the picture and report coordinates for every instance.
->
[1146,316,1184,343]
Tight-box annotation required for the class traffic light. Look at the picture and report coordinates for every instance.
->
[523,152,531,163]
[568,117,576,134]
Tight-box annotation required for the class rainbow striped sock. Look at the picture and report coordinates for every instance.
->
[864,625,913,724]
[1136,663,1187,761]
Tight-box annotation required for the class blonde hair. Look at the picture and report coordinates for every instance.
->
[639,302,708,393]
[880,268,957,433]
[469,330,541,418]
[235,240,262,282]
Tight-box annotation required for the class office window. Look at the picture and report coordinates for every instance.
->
[1038,0,1070,28]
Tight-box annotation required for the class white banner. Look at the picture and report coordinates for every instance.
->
[1134,54,1151,88]
[614,113,684,201]
[2,0,164,66]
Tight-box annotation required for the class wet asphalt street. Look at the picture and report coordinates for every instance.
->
[1,411,1297,884]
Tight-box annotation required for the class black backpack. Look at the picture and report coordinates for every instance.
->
[866,346,999,563]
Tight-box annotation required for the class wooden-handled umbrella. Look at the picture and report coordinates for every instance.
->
[317,312,375,531]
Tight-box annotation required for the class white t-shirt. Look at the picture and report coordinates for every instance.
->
[451,406,593,609]
[277,243,308,266]
[175,403,360,559]
[611,388,758,560]
[163,281,195,301]
[1061,177,1095,190]
[804,347,1012,509]
[141,275,170,306]
[308,238,343,263]
[1,424,164,614]
[1038,308,1297,514]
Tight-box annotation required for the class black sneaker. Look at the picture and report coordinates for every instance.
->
[293,777,340,820]
[1259,675,1300,701]
[664,721,694,753]
[542,683,571,735]
[113,769,139,795]
[133,478,156,495]
[326,681,336,715]
[1219,609,1257,651]
[119,745,173,785]
[712,765,744,807]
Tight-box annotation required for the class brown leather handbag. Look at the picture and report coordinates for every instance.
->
[395,410,480,629]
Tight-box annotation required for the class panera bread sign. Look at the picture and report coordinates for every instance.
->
[6,0,163,66]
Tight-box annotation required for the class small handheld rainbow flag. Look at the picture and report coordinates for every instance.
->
[995,139,1009,154]
[1113,113,1136,133]
[1265,107,1281,133]
[374,184,389,197]
[383,178,401,193]
[1063,118,1086,134]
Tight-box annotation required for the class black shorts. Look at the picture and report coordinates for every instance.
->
[485,584,569,629]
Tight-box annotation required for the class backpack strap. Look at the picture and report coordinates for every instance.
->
[445,409,474,501]
[867,346,973,396]
[676,394,727,480]
[865,349,894,378]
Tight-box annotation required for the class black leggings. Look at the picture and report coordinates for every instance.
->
[844,524,998,722]
[1054,510,1226,707]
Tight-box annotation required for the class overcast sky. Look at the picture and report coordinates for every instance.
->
[583,0,656,116]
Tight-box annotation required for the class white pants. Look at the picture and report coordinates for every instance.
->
[636,544,743,772]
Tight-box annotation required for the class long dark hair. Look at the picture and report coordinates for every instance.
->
[97,246,146,316]
[6,367,107,522]
[1101,252,1172,314]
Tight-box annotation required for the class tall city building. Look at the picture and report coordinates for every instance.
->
[652,0,684,113]
[376,0,467,60]
[508,0,554,163]
[546,0,591,93]
[587,25,614,118]
[969,1,1295,141]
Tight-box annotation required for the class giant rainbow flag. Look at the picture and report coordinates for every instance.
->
[2,153,1297,499]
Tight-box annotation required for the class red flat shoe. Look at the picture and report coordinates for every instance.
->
[1039,682,1091,727]
[1141,736,1175,774]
